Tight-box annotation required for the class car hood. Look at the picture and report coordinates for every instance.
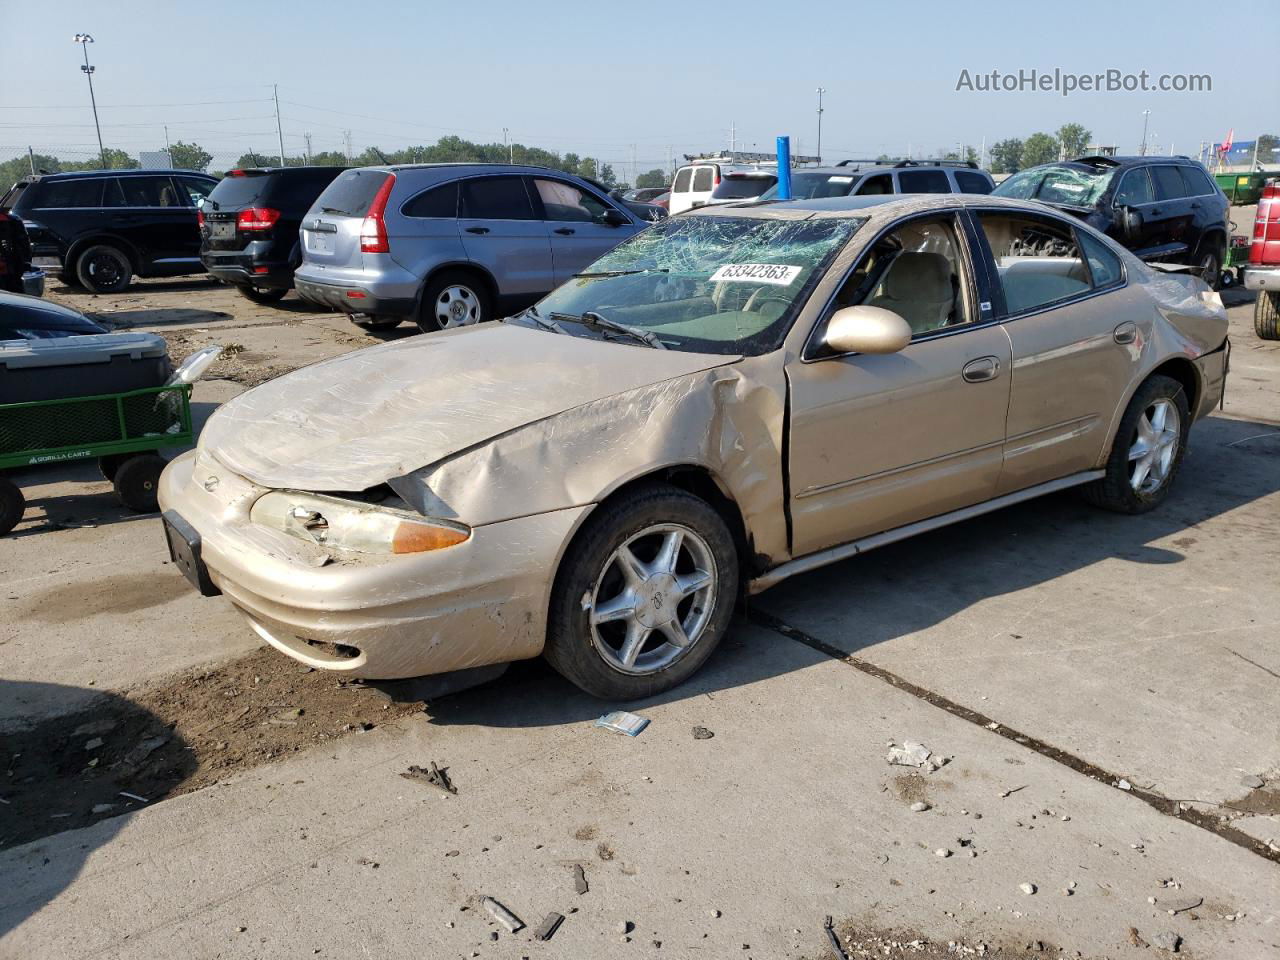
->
[199,323,739,491]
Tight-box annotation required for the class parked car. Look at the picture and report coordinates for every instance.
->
[992,155,1229,286]
[668,159,779,214]
[0,212,43,296]
[621,187,668,203]
[0,290,108,340]
[0,169,217,293]
[160,193,1228,699]
[200,166,347,304]
[758,160,995,202]
[293,163,649,331]
[1243,178,1280,339]
[650,191,670,211]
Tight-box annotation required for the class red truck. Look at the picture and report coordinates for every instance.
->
[1245,180,1280,339]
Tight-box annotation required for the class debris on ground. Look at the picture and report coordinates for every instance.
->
[885,740,932,768]
[595,711,650,736]
[1117,778,1133,791]
[1128,928,1150,948]
[533,912,564,941]
[909,801,931,812]
[572,863,589,895]
[1240,774,1265,789]
[1019,882,1037,895]
[1149,930,1182,953]
[692,726,715,740]
[823,915,850,960]
[482,896,524,933]
[400,762,457,795]
[1164,896,1202,915]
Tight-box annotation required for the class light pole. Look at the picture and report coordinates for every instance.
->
[815,87,826,164]
[1139,109,1151,156]
[74,34,107,169]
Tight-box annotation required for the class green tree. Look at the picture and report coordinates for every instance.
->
[167,140,212,172]
[62,148,138,171]
[988,138,1024,174]
[1055,123,1091,159]
[635,168,667,189]
[1257,134,1279,165]
[0,152,62,187]
[235,151,277,169]
[1021,132,1059,167]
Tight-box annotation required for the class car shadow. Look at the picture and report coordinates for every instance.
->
[0,679,196,938]
[423,413,1280,729]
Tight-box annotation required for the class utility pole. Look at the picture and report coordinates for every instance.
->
[504,127,512,163]
[74,34,106,169]
[631,143,637,187]
[980,135,986,169]
[815,87,826,164]
[164,124,171,167]
[729,121,736,158]
[28,146,35,176]
[273,83,286,166]
[343,130,352,165]
[304,131,313,163]
[1139,109,1150,156]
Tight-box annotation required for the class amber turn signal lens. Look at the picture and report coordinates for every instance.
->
[391,521,470,554]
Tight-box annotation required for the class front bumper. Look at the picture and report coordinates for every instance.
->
[1242,265,1280,293]
[157,449,589,679]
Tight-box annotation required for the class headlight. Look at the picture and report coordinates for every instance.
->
[250,491,469,555]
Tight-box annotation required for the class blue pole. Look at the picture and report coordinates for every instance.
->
[776,136,792,200]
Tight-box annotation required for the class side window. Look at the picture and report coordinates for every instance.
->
[36,179,104,208]
[1179,165,1216,197]
[1150,166,1189,201]
[402,182,459,218]
[672,168,692,193]
[897,169,951,193]
[979,213,1092,314]
[691,166,713,192]
[534,178,611,223]
[1078,231,1124,288]
[1113,169,1155,206]
[176,177,213,207]
[117,176,175,207]
[855,173,892,195]
[838,217,971,336]
[955,171,993,195]
[458,176,535,220]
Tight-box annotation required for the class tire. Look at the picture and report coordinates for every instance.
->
[1256,291,1280,341]
[416,271,492,333]
[1082,375,1191,515]
[112,454,166,513]
[99,454,129,482]
[353,314,403,331]
[237,285,288,304]
[544,484,739,700]
[0,476,24,536]
[75,244,132,293]
[1194,245,1222,292]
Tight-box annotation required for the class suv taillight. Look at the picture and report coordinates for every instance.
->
[196,209,204,229]
[360,175,397,254]
[237,207,281,231]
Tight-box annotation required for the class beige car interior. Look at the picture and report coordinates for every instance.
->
[980,215,1091,313]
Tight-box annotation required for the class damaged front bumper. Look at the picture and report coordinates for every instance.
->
[158,449,590,679]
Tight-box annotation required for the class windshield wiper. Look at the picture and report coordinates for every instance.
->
[551,311,666,349]
[513,304,567,335]
[572,268,669,279]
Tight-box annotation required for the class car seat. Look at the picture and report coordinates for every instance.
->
[867,251,954,333]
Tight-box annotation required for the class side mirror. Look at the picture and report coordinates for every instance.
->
[824,305,912,355]
[1119,205,1143,241]
[601,208,629,227]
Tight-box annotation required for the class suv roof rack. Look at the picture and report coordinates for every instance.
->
[835,158,979,169]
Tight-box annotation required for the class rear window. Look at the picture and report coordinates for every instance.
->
[692,167,713,192]
[0,181,29,211]
[955,171,993,194]
[711,175,777,200]
[897,169,951,193]
[313,169,391,218]
[208,172,273,208]
[403,182,458,218]
[672,168,692,193]
[210,170,343,213]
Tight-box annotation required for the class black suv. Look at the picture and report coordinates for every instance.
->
[0,169,217,293]
[993,156,1229,284]
[200,166,346,303]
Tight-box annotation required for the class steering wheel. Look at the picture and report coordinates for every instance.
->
[744,287,791,314]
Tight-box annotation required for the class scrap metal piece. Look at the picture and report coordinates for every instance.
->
[823,915,850,960]
[533,912,564,941]
[400,761,456,795]
[482,896,524,933]
[573,863,588,895]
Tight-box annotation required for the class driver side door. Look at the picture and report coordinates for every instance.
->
[785,211,1012,556]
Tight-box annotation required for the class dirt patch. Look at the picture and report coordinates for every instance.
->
[14,573,191,623]
[1227,785,1280,817]
[890,773,932,805]
[810,922,1067,959]
[0,648,424,850]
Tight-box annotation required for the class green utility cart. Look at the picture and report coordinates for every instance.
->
[0,382,194,535]
[1214,171,1268,205]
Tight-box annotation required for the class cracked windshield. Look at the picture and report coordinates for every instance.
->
[523,215,864,355]
[992,163,1116,207]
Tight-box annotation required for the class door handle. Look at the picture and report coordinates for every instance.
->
[464,226,490,235]
[554,227,575,236]
[961,356,1000,383]
[1113,321,1138,344]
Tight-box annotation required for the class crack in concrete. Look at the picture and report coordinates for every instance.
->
[748,607,1280,866]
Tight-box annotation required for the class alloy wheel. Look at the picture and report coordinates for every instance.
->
[434,285,481,328]
[1128,398,1181,494]
[588,523,717,676]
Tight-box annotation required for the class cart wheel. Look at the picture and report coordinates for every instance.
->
[99,454,129,482]
[113,454,166,513]
[0,476,25,536]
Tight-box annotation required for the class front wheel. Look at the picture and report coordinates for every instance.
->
[416,272,491,333]
[1082,375,1190,514]
[1256,290,1279,341]
[237,285,288,304]
[545,484,739,700]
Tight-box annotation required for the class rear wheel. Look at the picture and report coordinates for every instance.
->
[1195,246,1222,291]
[0,476,24,536]
[237,285,288,304]
[76,244,132,293]
[1082,375,1190,514]
[544,484,739,700]
[113,454,166,513]
[417,271,491,333]
[1256,290,1280,341]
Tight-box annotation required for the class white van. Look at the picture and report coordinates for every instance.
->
[668,160,778,214]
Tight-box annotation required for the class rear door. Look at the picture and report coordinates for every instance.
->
[108,175,198,265]
[531,177,635,284]
[669,166,694,214]
[392,179,464,275]
[300,169,389,270]
[456,175,552,303]
[688,165,716,209]
[1148,165,1196,256]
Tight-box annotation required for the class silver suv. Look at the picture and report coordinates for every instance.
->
[293,163,647,331]
[758,160,996,201]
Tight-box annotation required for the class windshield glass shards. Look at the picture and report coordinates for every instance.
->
[527,215,864,356]
[993,165,1116,208]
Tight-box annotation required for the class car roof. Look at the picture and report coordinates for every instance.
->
[229,166,348,176]
[30,168,214,181]
[1037,155,1202,173]
[685,192,1057,221]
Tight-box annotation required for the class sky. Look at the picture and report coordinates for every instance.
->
[2,0,1276,172]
